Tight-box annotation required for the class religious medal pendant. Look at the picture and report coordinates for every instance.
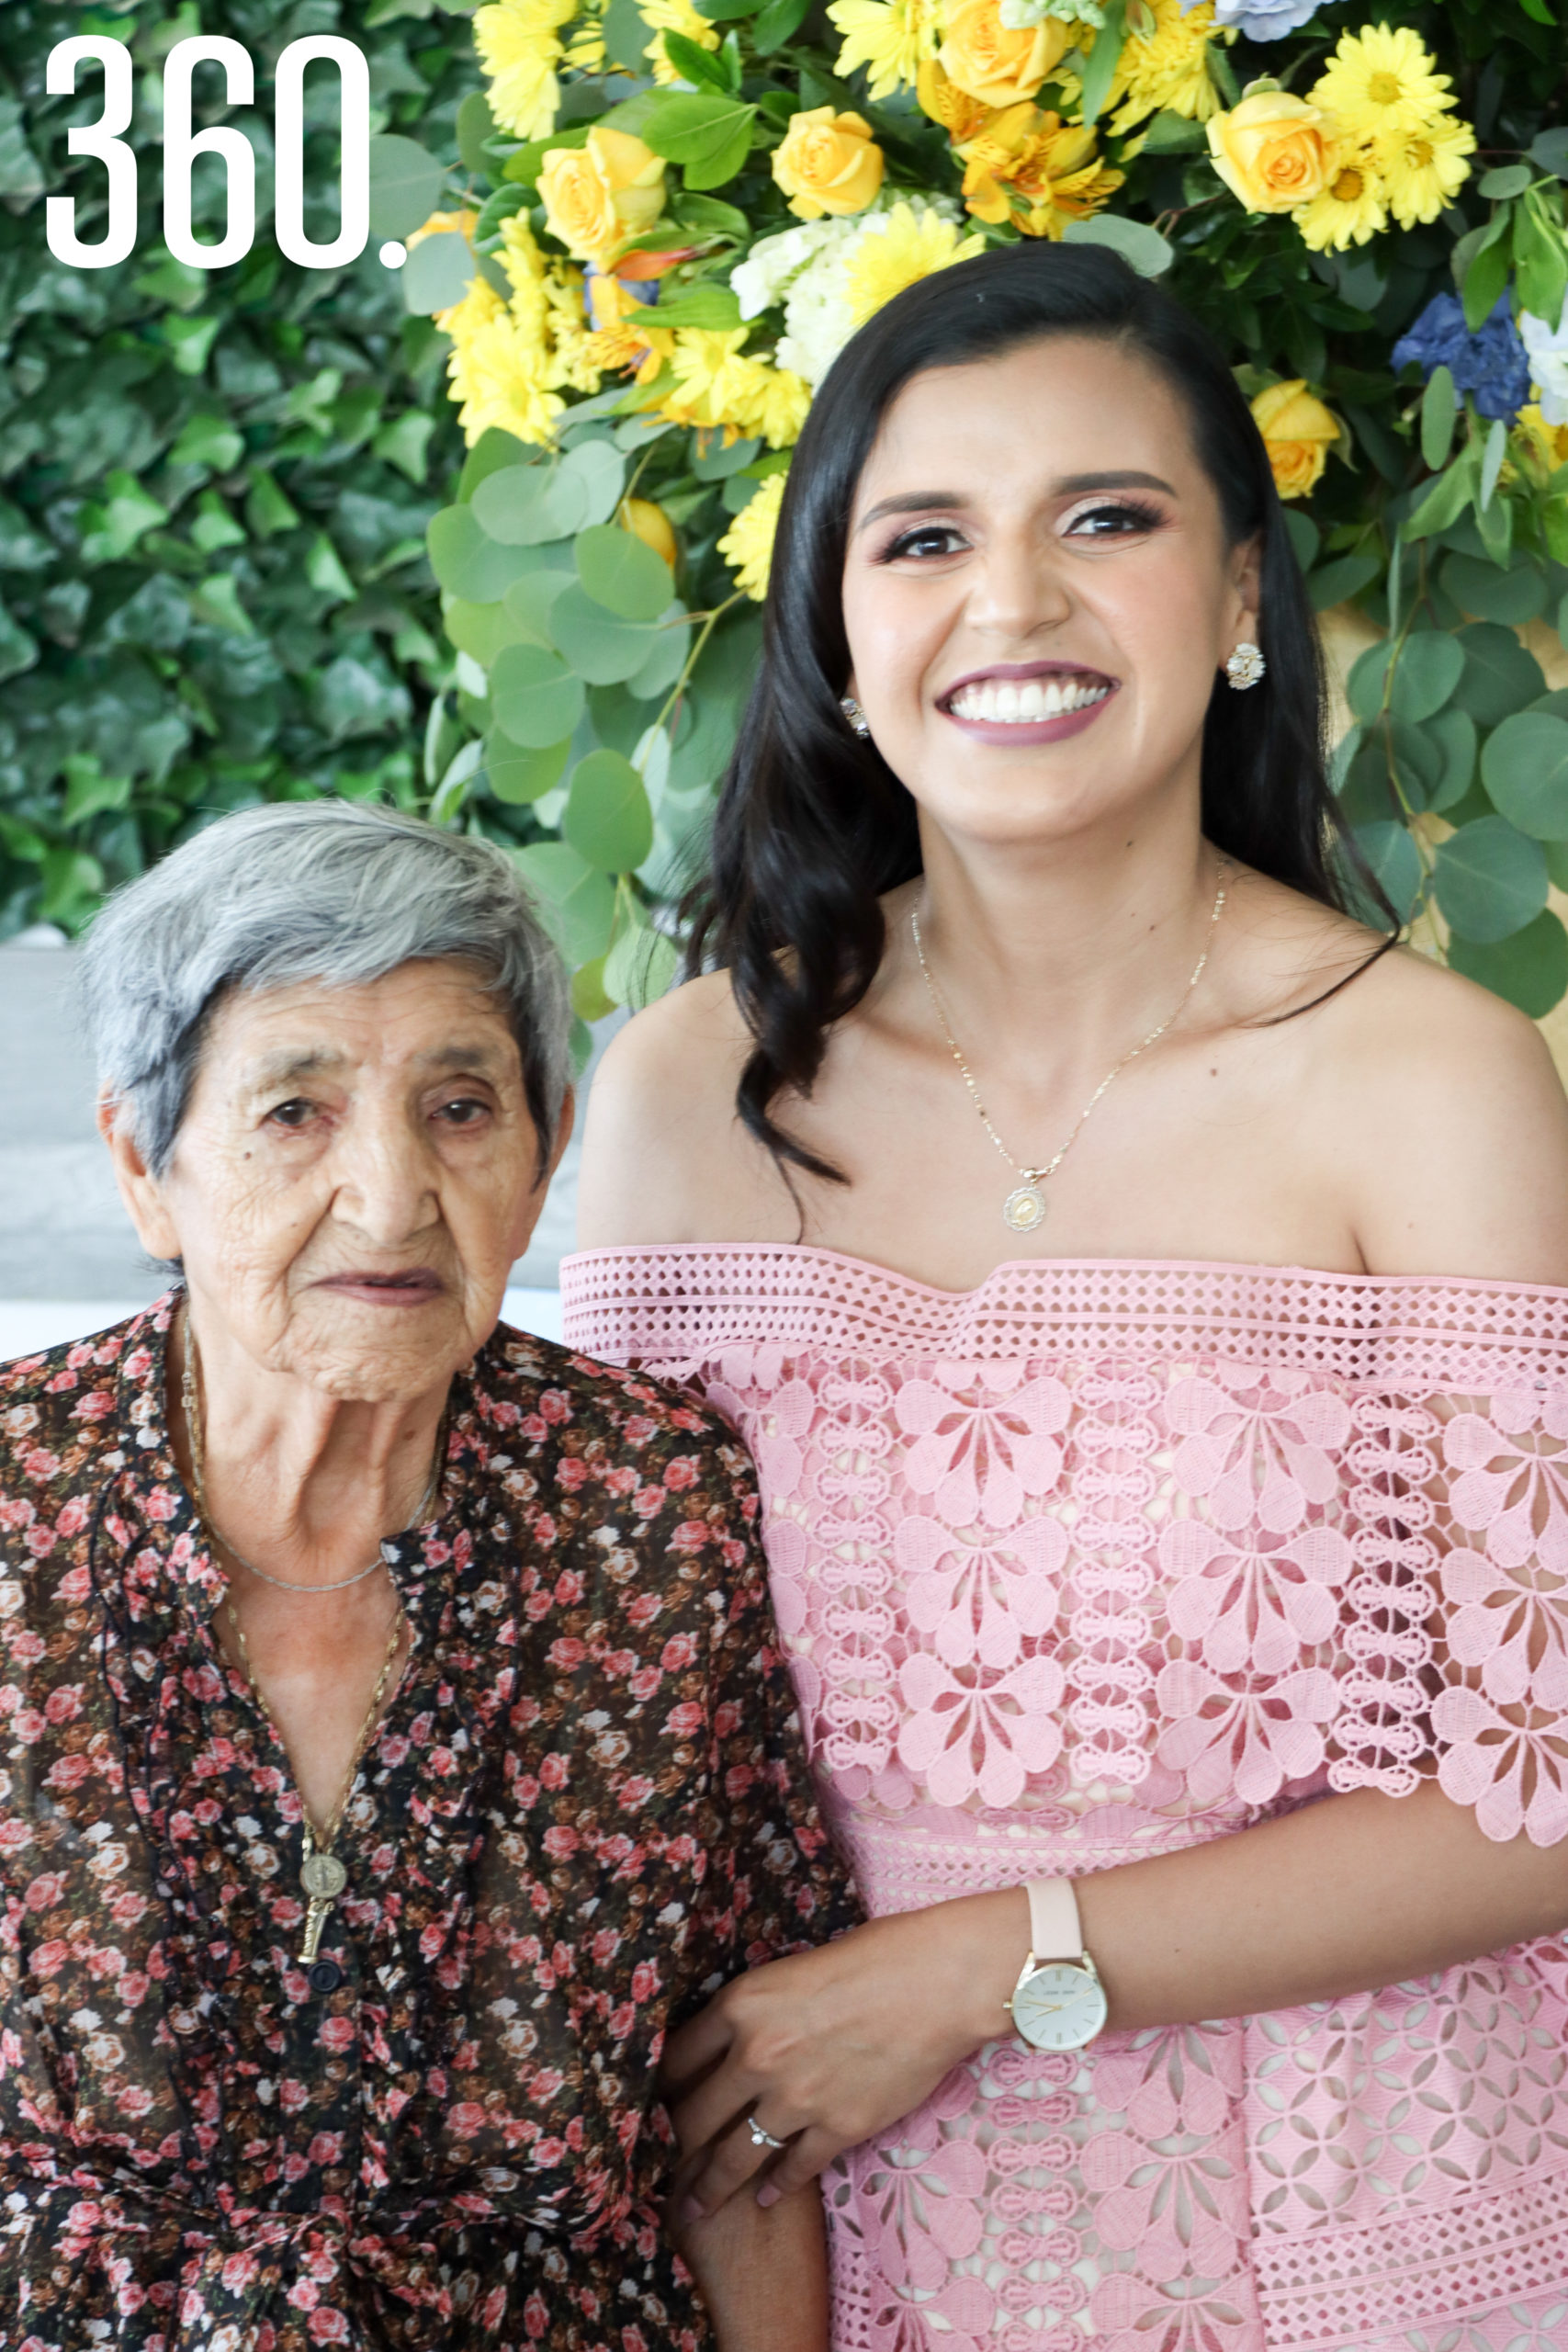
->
[297,1837,348,1995]
[1003,1178,1047,1235]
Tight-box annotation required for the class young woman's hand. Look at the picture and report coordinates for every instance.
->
[664,1888,1028,2217]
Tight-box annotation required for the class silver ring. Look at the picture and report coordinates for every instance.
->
[747,2115,786,2151]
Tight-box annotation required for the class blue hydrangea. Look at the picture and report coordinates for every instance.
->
[1179,0,1320,36]
[1391,292,1531,424]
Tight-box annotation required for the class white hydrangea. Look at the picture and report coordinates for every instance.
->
[731,198,963,389]
[1520,304,1568,428]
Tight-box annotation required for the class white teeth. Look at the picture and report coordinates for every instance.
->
[949,676,1110,724]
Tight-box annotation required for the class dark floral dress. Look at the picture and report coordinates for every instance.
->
[0,1295,858,2351]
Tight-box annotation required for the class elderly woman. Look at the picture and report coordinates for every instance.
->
[0,802,855,2350]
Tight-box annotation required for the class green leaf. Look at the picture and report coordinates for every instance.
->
[1449,908,1568,1016]
[1308,553,1382,611]
[1347,639,1395,723]
[444,595,526,667]
[1531,129,1568,179]
[504,124,593,185]
[576,524,675,621]
[1061,211,1172,277]
[511,842,617,964]
[458,429,532,503]
[1077,0,1126,125]
[1478,164,1533,198]
[626,609,693,699]
[367,134,446,239]
[1386,718,1444,807]
[1479,417,1508,510]
[472,463,587,545]
[1453,623,1548,728]
[401,231,476,315]
[604,0,656,66]
[1515,196,1568,326]
[1353,820,1422,921]
[683,115,758,188]
[502,568,572,644]
[1280,510,1319,572]
[1461,228,1512,332]
[1403,457,1478,542]
[1441,553,1548,626]
[550,583,662,684]
[484,733,571,804]
[671,192,750,236]
[645,284,744,330]
[1481,712,1568,838]
[1427,706,1477,811]
[61,758,132,829]
[429,505,538,600]
[491,642,588,746]
[641,92,756,164]
[692,430,761,480]
[1420,366,1456,473]
[1140,108,1208,154]
[564,749,655,869]
[1388,629,1465,724]
[171,414,245,473]
[661,29,732,88]
[751,0,813,53]
[1433,815,1548,942]
[457,91,496,176]
[560,438,628,526]
[694,0,761,17]
[604,915,680,1006]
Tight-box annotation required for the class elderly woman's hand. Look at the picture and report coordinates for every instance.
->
[666,1887,1027,2218]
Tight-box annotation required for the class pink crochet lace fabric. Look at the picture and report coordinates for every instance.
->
[561,1248,1568,2352]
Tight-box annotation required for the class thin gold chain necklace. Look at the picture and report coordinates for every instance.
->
[910,860,1230,1236]
[177,1300,439,1992]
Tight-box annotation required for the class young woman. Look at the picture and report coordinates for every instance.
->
[564,244,1568,2352]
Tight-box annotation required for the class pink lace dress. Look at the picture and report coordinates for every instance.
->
[559,1247,1568,2352]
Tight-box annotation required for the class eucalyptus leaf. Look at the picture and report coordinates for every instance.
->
[1352,820,1422,922]
[443,595,524,667]
[1062,212,1172,277]
[1281,510,1319,572]
[428,506,537,601]
[550,583,661,684]
[576,525,675,621]
[1448,908,1568,1016]
[1454,623,1548,727]
[1442,554,1549,626]
[511,841,616,964]
[558,438,628,526]
[503,570,571,645]
[1432,815,1548,942]
[1478,163,1532,198]
[626,608,693,699]
[400,232,477,316]
[564,748,655,869]
[604,915,680,1006]
[484,733,570,804]
[1426,706,1477,810]
[1420,366,1456,472]
[1388,629,1465,724]
[1308,553,1382,610]
[491,642,587,746]
[1480,711,1568,837]
[367,134,446,239]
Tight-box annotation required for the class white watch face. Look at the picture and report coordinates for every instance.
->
[1010,1960,1109,2052]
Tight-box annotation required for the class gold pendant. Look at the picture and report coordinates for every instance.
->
[300,1849,347,1900]
[1003,1182,1046,1234]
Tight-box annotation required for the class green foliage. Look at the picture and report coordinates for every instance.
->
[0,0,480,936]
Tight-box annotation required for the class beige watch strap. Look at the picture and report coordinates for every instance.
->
[1025,1876,1084,1962]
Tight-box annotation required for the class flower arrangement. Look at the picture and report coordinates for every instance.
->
[370,1,1568,1038]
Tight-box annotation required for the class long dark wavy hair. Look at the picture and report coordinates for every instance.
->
[684,240,1381,1185]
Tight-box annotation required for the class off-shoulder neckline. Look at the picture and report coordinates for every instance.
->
[559,1239,1568,1308]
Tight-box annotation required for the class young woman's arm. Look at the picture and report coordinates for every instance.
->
[668,1776,1568,2218]
[672,2178,831,2350]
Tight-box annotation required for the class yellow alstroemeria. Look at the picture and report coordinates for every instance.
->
[957,106,1122,239]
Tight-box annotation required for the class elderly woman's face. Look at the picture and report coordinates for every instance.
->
[116,962,560,1401]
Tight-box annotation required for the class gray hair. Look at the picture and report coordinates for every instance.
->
[81,802,572,1178]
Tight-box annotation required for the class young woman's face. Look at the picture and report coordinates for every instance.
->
[840,334,1260,854]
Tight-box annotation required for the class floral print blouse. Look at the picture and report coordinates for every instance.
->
[0,1295,857,2351]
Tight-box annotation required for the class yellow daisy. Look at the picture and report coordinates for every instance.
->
[1105,0,1223,137]
[436,280,567,447]
[842,201,986,326]
[827,0,940,101]
[473,0,578,139]
[544,266,604,393]
[1293,145,1388,252]
[743,360,814,448]
[1310,24,1457,142]
[1514,403,1568,476]
[1379,111,1475,228]
[718,470,787,601]
[637,0,719,83]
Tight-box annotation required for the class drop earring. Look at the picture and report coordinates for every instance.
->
[840,694,872,739]
[1225,641,1265,691]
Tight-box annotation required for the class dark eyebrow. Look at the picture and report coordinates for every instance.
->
[855,469,1179,534]
[422,1043,512,1077]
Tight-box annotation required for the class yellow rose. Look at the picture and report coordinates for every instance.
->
[621,497,679,568]
[772,107,886,219]
[1207,89,1338,215]
[538,128,665,265]
[938,0,1066,110]
[1250,379,1338,500]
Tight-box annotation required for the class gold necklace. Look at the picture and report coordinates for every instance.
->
[225,1597,405,1993]
[911,860,1229,1236]
[175,1300,439,1994]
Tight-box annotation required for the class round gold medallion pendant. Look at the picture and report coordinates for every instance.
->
[300,1850,348,1900]
[1002,1183,1046,1234]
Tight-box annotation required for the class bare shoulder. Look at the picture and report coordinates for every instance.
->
[1301,920,1568,1284]
[576,971,786,1247]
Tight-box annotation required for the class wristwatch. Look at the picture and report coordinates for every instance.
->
[1005,1877,1109,2052]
